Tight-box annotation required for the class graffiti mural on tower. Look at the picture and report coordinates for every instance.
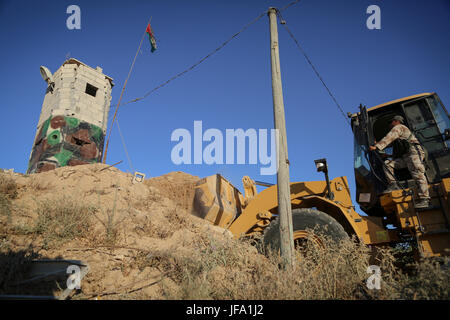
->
[27,115,105,173]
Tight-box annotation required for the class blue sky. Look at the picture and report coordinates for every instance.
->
[0,0,449,207]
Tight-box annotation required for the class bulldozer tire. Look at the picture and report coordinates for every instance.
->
[262,208,349,253]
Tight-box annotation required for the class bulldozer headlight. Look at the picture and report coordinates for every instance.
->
[314,158,328,173]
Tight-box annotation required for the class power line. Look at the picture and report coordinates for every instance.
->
[105,2,303,170]
[279,0,302,12]
[277,10,350,125]
[277,12,398,188]
[121,10,267,106]
[115,118,135,173]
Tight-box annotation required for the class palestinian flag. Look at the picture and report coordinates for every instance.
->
[146,23,157,53]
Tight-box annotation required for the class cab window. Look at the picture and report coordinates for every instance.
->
[427,95,450,147]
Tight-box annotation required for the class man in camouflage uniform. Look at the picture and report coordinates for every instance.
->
[369,115,430,208]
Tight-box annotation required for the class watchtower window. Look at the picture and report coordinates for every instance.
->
[85,83,98,97]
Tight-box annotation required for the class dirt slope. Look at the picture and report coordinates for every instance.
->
[1,164,448,300]
[0,163,247,299]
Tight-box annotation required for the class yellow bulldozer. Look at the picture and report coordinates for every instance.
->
[193,92,450,258]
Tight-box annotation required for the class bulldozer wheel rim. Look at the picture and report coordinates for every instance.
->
[293,230,323,250]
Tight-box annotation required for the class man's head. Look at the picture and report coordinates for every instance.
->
[390,115,404,128]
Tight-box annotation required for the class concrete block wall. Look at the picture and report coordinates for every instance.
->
[28,58,114,173]
[36,60,113,134]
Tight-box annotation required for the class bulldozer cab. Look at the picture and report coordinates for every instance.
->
[351,92,450,216]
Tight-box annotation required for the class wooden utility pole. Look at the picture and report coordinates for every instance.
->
[268,7,295,268]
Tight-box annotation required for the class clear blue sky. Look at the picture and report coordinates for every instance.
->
[0,0,449,207]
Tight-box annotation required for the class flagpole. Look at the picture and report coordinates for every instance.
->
[102,17,153,164]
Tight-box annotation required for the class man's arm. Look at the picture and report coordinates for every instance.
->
[372,126,403,151]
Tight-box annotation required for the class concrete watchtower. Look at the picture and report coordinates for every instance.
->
[27,58,114,173]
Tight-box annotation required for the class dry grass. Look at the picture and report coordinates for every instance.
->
[157,233,372,299]
[0,173,18,233]
[27,176,54,193]
[150,231,449,300]
[0,194,13,225]
[134,218,173,239]
[1,169,448,300]
[132,190,163,213]
[0,173,18,199]
[27,196,96,247]
[392,257,449,299]
[133,205,193,240]
[92,188,126,246]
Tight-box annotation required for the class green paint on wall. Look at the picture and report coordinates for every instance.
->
[47,130,61,146]
[91,125,103,141]
[41,117,51,137]
[65,117,80,128]
[54,149,73,166]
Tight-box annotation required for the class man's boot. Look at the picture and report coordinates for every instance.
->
[382,183,401,194]
[415,199,430,209]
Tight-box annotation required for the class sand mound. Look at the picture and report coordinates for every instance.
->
[1,165,448,300]
[0,164,244,299]
[144,171,199,214]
